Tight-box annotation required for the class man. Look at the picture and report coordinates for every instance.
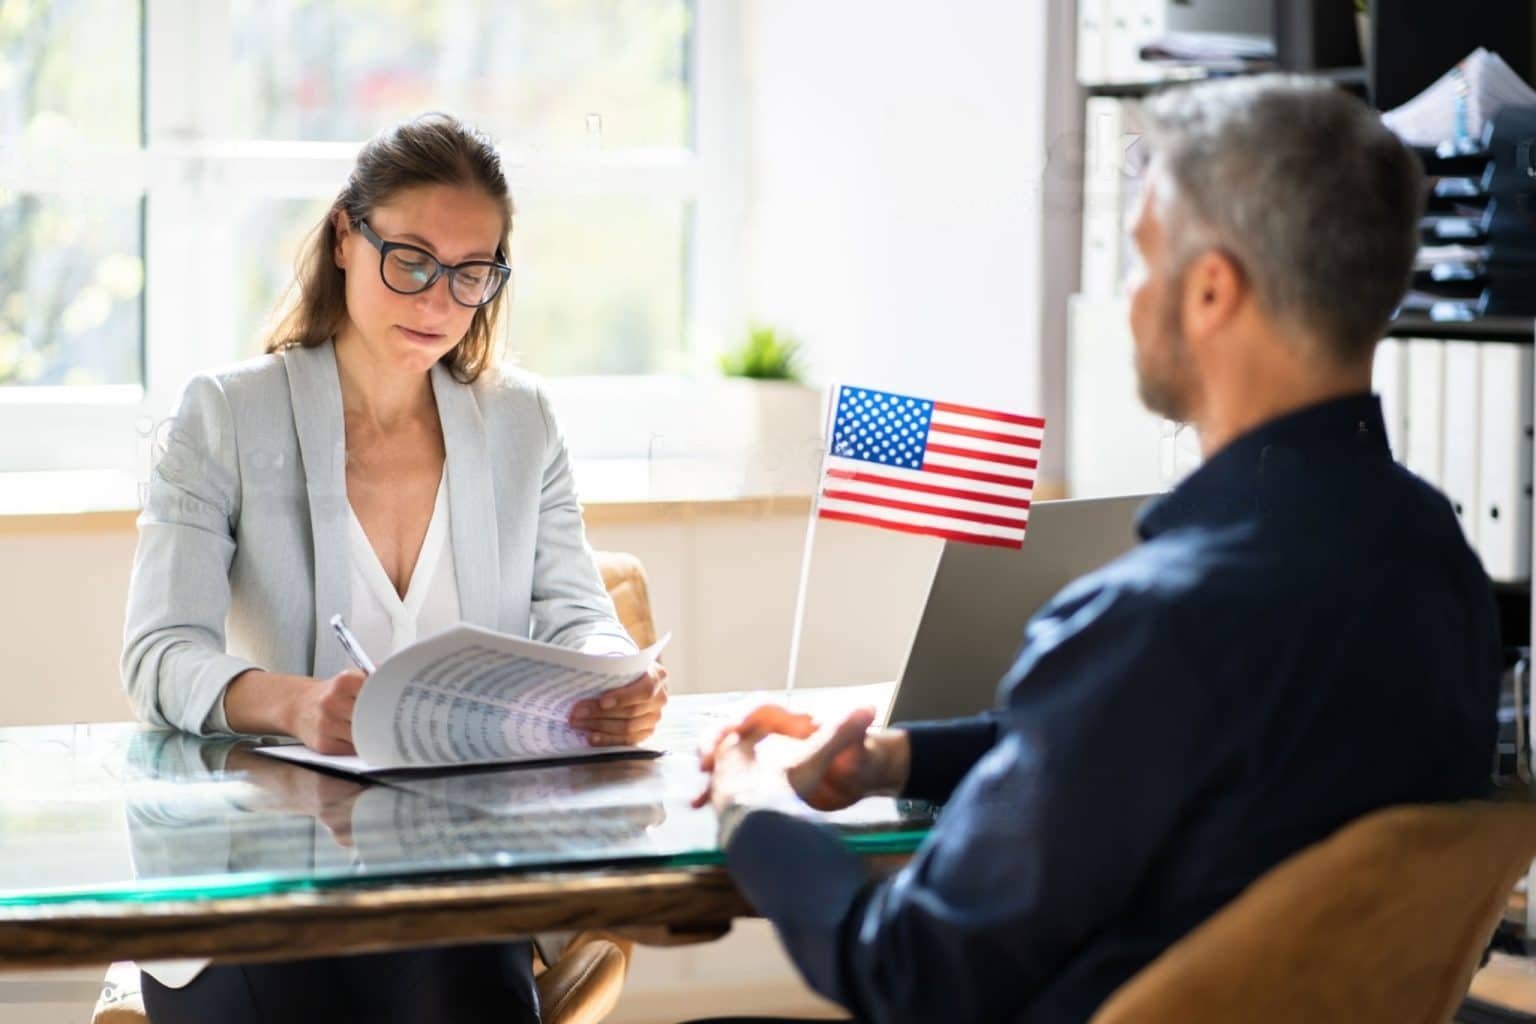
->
[692,75,1501,1024]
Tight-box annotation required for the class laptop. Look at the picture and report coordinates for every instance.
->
[885,494,1152,726]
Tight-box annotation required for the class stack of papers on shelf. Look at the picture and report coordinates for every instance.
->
[1383,47,1536,147]
[1416,244,1491,269]
[1139,32,1275,72]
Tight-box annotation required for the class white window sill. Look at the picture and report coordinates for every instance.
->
[0,470,144,518]
[0,462,816,532]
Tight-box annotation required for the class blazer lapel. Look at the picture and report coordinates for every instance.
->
[432,363,501,630]
[283,343,351,678]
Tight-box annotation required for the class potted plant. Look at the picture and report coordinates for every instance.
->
[719,323,805,382]
[718,324,826,494]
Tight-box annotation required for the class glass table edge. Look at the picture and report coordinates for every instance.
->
[0,829,932,908]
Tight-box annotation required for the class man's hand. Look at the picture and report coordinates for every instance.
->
[694,704,911,813]
[569,663,669,746]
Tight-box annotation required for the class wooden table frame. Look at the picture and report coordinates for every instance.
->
[0,856,911,969]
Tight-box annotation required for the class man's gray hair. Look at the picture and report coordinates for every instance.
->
[1140,74,1424,364]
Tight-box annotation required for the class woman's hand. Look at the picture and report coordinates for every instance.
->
[225,667,366,754]
[568,663,669,746]
[283,668,368,755]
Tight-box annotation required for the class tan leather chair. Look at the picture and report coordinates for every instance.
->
[94,549,657,1024]
[1091,801,1536,1024]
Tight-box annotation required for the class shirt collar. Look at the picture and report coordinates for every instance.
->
[1137,392,1390,539]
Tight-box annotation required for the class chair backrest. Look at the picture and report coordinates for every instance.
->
[1091,801,1536,1024]
[593,551,658,649]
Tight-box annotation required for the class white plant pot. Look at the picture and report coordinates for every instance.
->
[725,379,828,495]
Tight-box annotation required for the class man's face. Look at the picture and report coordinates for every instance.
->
[1126,171,1196,422]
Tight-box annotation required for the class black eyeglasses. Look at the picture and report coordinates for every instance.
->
[353,219,510,308]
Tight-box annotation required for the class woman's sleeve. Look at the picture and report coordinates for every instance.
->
[527,385,637,654]
[121,374,262,735]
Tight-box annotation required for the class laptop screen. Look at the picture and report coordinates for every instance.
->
[886,494,1150,726]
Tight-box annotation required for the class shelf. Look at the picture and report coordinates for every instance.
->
[1385,314,1534,343]
[1082,66,1368,101]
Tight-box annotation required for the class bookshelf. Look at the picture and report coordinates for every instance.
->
[1067,7,1536,602]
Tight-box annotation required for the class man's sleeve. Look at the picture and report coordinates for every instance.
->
[898,714,999,803]
[725,587,1229,1024]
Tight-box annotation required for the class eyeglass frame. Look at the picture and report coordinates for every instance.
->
[351,218,511,308]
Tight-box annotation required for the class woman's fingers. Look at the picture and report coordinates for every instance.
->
[310,733,356,756]
[604,670,666,708]
[583,710,663,746]
[571,671,667,728]
[569,665,668,723]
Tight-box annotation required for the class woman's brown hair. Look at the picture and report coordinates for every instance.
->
[263,112,513,384]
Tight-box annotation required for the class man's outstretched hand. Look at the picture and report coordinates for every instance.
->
[694,704,911,814]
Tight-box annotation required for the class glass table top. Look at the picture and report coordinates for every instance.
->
[0,686,933,907]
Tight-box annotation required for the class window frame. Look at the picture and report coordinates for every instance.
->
[0,0,746,488]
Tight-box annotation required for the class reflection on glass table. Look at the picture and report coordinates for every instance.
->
[0,687,933,908]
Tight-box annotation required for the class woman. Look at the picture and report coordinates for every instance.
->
[122,112,667,1023]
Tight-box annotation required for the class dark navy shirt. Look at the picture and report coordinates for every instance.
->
[725,393,1500,1024]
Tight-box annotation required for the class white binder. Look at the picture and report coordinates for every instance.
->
[1106,0,1163,83]
[1081,97,1126,298]
[1477,342,1534,582]
[1103,0,1133,84]
[1372,338,1409,460]
[1403,338,1446,487]
[1441,340,1483,550]
[1129,0,1168,82]
[1077,0,1107,86]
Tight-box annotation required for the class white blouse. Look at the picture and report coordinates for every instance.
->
[346,471,462,663]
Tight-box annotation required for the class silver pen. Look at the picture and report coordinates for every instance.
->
[329,614,376,674]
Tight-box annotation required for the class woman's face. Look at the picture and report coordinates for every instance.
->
[333,184,505,377]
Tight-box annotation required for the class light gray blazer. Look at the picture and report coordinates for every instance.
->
[122,340,633,736]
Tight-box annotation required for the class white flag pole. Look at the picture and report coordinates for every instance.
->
[782,508,820,701]
[784,384,841,701]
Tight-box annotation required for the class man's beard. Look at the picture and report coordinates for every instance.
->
[1135,279,1193,422]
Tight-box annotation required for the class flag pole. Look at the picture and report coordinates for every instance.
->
[784,384,840,701]
[782,508,819,701]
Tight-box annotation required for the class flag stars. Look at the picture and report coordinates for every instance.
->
[830,387,942,469]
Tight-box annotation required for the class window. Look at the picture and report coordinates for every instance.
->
[0,1,143,390]
[0,0,740,484]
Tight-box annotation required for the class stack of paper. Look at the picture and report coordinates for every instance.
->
[1383,47,1536,147]
[257,625,669,775]
[1138,32,1276,73]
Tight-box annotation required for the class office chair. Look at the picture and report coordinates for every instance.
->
[1090,801,1536,1024]
[93,550,655,1024]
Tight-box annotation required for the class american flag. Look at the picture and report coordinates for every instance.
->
[817,385,1044,550]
